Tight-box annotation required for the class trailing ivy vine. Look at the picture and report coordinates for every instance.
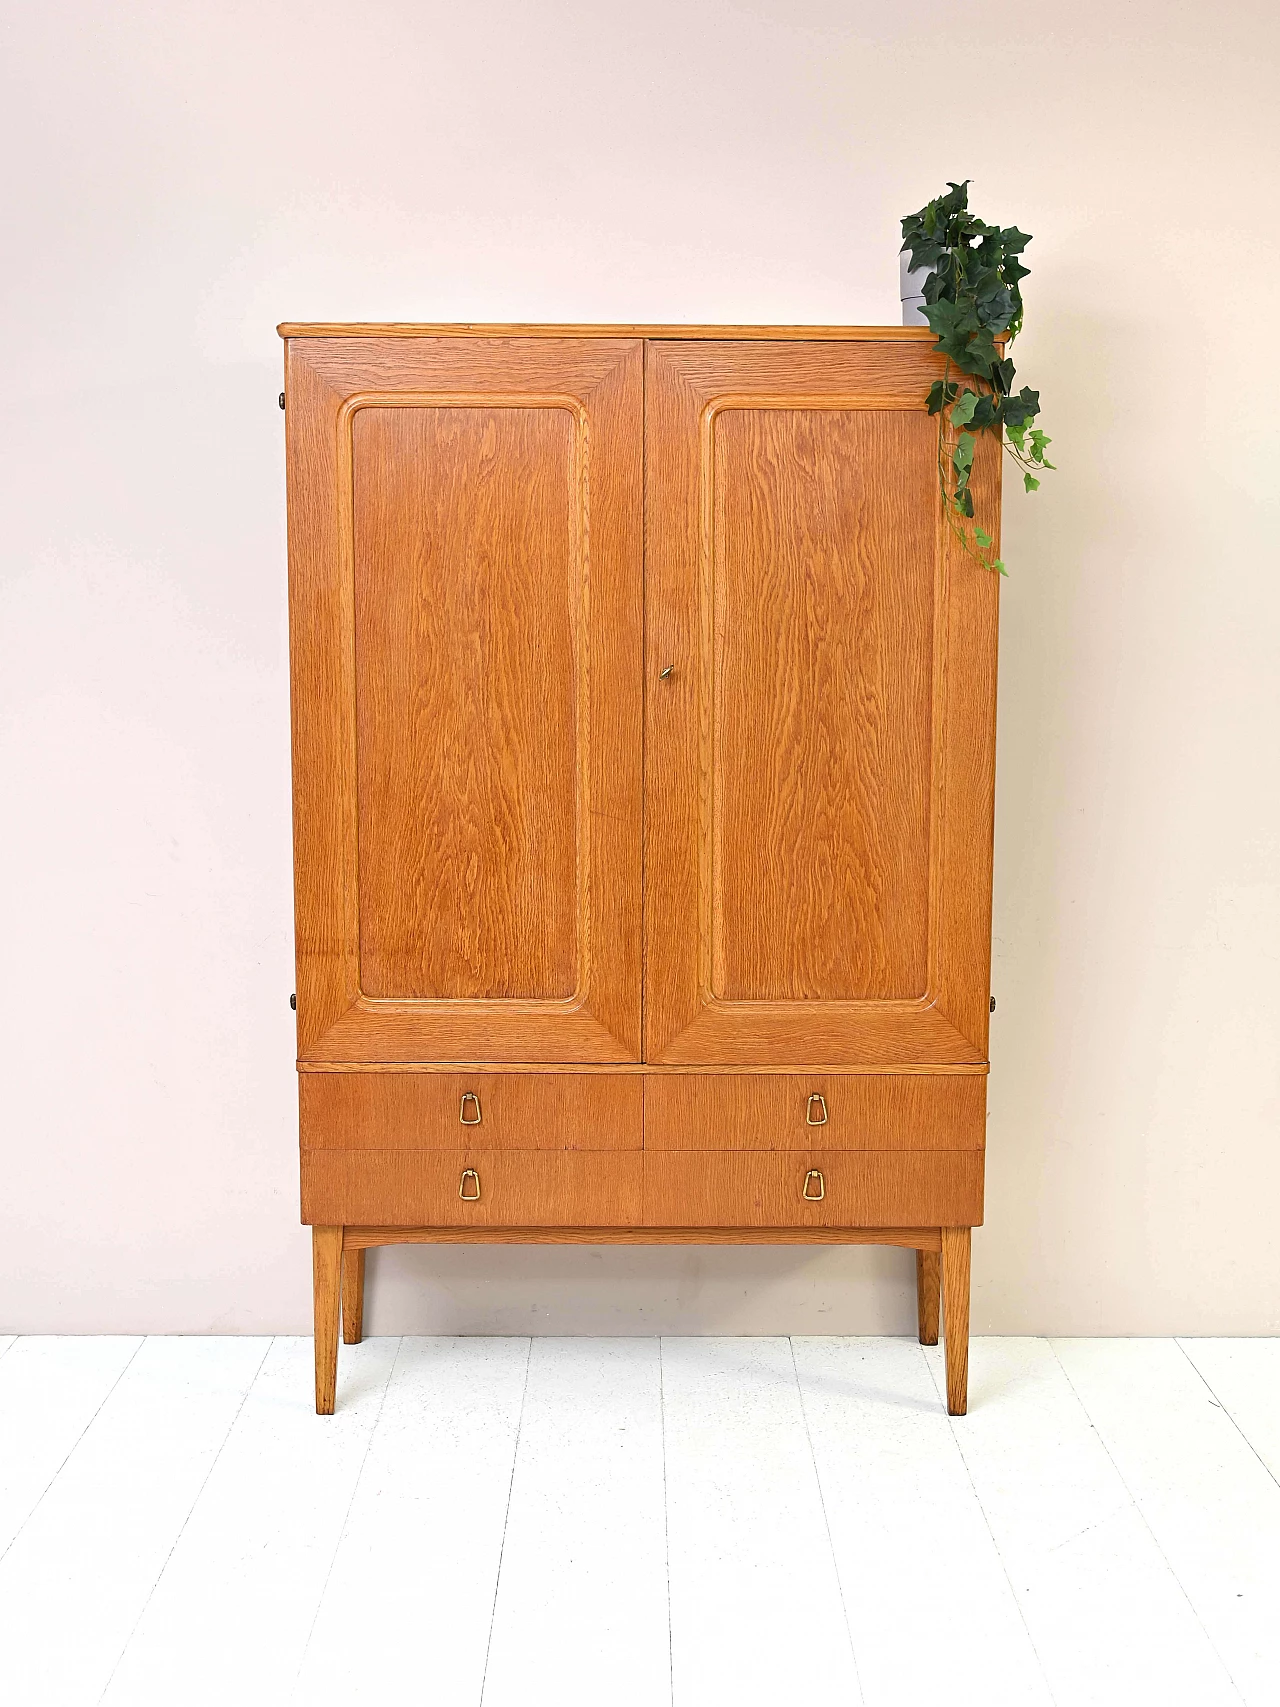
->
[901,180,1053,574]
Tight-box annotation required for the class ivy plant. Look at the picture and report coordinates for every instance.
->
[901,179,1053,574]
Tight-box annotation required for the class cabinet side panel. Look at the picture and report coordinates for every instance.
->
[353,404,579,1000]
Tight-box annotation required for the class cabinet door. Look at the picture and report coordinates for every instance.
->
[644,340,999,1066]
[287,337,642,1063]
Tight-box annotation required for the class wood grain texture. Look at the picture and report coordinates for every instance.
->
[301,1150,643,1227]
[642,1072,985,1151]
[352,403,580,1000]
[942,1225,971,1415]
[916,1248,940,1345]
[340,1248,365,1344]
[279,324,943,342]
[710,406,934,1001]
[642,1151,982,1228]
[342,1224,943,1248]
[296,1060,988,1075]
[643,339,1000,1066]
[300,1070,641,1151]
[311,1226,341,1414]
[285,337,642,1064]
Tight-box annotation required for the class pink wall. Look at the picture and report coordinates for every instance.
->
[2,0,1278,1332]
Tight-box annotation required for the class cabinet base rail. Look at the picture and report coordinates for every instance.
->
[310,1224,973,1418]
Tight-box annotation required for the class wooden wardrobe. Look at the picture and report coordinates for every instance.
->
[281,324,1000,1417]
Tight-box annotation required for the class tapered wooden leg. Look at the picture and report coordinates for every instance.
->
[312,1225,342,1415]
[916,1249,940,1345]
[940,1226,971,1416]
[341,1247,366,1345]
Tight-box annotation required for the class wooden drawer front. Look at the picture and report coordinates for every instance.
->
[299,1072,642,1151]
[643,1074,985,1151]
[642,1151,983,1228]
[302,1150,643,1226]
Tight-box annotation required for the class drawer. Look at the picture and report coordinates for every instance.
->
[642,1151,983,1228]
[299,1071,641,1151]
[643,1073,985,1151]
[302,1149,643,1226]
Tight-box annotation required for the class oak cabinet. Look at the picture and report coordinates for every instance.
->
[283,324,1000,1418]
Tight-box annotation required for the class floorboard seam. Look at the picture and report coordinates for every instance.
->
[926,1341,1063,1707]
[1046,1339,1247,1706]
[788,1337,865,1706]
[658,1337,674,1707]
[95,1335,275,1706]
[1175,1338,1280,1495]
[0,1336,145,1572]
[478,1335,534,1707]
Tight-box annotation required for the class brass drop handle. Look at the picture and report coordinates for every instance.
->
[460,1092,482,1125]
[659,664,674,680]
[806,1092,828,1126]
[802,1168,826,1201]
[459,1168,481,1201]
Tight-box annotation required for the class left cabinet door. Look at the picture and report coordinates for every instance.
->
[285,336,643,1063]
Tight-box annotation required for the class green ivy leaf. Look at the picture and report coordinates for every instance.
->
[950,389,979,426]
[1024,473,1040,492]
[969,394,999,431]
[974,526,993,548]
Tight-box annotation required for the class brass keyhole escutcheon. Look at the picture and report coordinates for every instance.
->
[802,1168,825,1202]
[460,1092,482,1125]
[459,1168,481,1201]
[806,1092,828,1126]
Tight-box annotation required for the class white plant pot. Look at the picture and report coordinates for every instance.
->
[900,250,931,326]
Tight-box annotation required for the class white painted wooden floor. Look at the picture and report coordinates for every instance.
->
[1,1336,1278,1706]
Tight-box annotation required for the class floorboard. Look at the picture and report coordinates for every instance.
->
[0,1337,267,1707]
[925,1337,1240,1707]
[1178,1338,1280,1485]
[293,1336,530,1705]
[482,1338,670,1707]
[0,1336,141,1558]
[661,1336,861,1707]
[1054,1337,1280,1706]
[101,1336,397,1707]
[794,1336,1051,1706]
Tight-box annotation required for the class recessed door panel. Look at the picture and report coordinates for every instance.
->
[353,404,579,1001]
[644,340,1000,1066]
[712,406,934,1001]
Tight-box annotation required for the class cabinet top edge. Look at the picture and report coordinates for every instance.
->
[276,322,939,342]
